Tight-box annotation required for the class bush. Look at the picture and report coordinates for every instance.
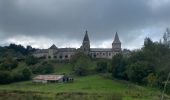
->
[111,54,128,80]
[22,68,32,80]
[25,55,39,65]
[0,57,18,70]
[30,61,54,74]
[96,61,108,73]
[73,57,91,76]
[127,61,154,84]
[0,71,12,84]
[70,52,92,76]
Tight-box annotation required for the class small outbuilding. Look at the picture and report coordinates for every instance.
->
[33,75,64,83]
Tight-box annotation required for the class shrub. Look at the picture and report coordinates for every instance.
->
[30,61,54,74]
[0,57,18,70]
[0,71,12,84]
[111,54,128,80]
[96,61,108,73]
[22,68,32,80]
[127,61,154,84]
[25,55,39,65]
[71,52,92,76]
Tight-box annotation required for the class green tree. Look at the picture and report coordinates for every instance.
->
[127,61,154,84]
[30,61,54,74]
[0,57,18,70]
[111,54,128,80]
[96,61,108,73]
[22,68,32,80]
[0,71,12,84]
[25,55,39,65]
[72,53,92,76]
[146,73,156,87]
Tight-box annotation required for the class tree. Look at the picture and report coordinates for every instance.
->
[96,61,108,73]
[72,53,92,76]
[111,54,128,80]
[127,61,154,84]
[8,43,28,55]
[0,71,12,84]
[146,73,156,87]
[25,55,39,65]
[22,68,32,80]
[30,61,54,74]
[0,57,18,70]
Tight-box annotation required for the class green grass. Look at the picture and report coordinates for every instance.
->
[0,75,168,100]
[0,62,169,100]
[52,63,73,74]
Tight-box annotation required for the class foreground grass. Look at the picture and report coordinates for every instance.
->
[0,75,169,100]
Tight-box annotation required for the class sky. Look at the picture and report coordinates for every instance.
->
[0,0,170,50]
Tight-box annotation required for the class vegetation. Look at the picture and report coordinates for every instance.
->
[25,55,39,66]
[0,36,170,99]
[29,61,54,74]
[96,61,108,73]
[71,53,93,76]
[110,37,170,94]
[0,75,168,100]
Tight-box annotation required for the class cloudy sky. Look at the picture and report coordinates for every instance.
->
[0,0,170,50]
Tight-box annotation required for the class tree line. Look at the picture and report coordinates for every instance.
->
[70,37,170,94]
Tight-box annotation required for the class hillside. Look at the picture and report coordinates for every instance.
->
[0,63,169,100]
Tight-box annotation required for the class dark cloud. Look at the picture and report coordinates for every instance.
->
[0,0,170,49]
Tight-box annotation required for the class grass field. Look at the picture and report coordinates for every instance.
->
[0,63,169,100]
[0,74,169,100]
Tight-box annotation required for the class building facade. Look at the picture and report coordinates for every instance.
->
[33,31,123,60]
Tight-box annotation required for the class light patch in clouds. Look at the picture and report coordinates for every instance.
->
[5,35,81,49]
[149,0,170,9]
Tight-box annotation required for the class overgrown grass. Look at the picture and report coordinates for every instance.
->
[0,62,169,100]
[0,75,168,100]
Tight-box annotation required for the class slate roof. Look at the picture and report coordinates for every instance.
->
[83,30,90,41]
[90,48,112,52]
[49,44,58,49]
[58,48,76,52]
[34,49,48,54]
[113,32,121,43]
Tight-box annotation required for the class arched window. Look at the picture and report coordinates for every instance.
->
[59,56,62,59]
[65,55,68,58]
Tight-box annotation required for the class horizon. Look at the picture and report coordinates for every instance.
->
[0,31,164,51]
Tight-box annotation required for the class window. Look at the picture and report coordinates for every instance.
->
[65,55,68,58]
[94,54,96,58]
[59,56,62,59]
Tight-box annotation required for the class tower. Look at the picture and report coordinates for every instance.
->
[81,30,90,54]
[163,28,170,47]
[112,32,121,52]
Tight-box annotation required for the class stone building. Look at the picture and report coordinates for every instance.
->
[33,31,124,60]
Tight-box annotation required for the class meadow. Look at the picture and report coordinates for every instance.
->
[0,63,169,100]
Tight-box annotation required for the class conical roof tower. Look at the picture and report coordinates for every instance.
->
[113,32,121,43]
[112,32,121,52]
[83,30,90,42]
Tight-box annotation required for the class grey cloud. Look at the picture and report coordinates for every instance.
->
[0,0,170,49]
